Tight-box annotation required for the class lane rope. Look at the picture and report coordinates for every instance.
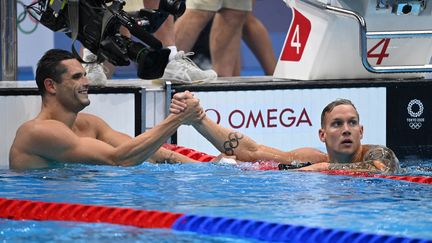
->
[1,197,430,243]
[164,144,432,185]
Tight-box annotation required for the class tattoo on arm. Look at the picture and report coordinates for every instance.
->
[363,146,400,174]
[223,132,244,156]
[328,146,400,174]
[328,161,376,171]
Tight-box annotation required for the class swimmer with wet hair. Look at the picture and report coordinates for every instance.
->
[295,99,400,174]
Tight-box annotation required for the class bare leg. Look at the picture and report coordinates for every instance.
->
[210,9,248,77]
[175,9,215,52]
[233,52,242,76]
[242,13,276,75]
[144,0,176,47]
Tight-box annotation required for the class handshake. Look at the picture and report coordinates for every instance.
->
[169,91,206,125]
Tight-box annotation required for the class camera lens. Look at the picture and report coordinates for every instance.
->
[127,41,170,79]
[159,0,186,18]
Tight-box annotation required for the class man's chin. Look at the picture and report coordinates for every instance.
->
[81,99,90,107]
[77,100,90,111]
[337,147,355,155]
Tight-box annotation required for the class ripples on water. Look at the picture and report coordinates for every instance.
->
[1,160,432,241]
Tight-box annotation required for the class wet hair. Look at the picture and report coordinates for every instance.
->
[35,49,76,96]
[320,99,359,128]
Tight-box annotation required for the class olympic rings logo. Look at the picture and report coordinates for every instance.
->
[17,0,39,34]
[223,132,244,156]
[409,122,422,129]
[407,99,424,118]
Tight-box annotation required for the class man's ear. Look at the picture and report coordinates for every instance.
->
[44,78,56,94]
[319,128,326,142]
[359,124,364,140]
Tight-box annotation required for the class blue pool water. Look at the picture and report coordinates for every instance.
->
[1,161,432,242]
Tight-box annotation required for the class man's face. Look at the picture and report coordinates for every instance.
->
[319,104,363,160]
[56,59,90,112]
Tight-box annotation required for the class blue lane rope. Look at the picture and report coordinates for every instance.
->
[172,214,432,242]
[1,197,431,242]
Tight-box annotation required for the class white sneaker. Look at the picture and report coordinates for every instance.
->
[161,51,217,84]
[82,49,108,86]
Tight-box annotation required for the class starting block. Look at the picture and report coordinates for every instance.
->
[274,0,432,80]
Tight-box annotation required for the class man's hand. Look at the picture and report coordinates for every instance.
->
[170,91,191,114]
[170,91,205,124]
[210,153,238,165]
[295,162,330,171]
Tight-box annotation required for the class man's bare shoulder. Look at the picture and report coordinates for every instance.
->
[14,119,73,147]
[361,144,394,157]
[361,144,400,174]
[77,112,103,122]
[76,113,109,127]
[17,119,68,136]
[10,119,74,170]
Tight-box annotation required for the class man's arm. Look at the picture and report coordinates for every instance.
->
[24,98,202,167]
[148,146,203,163]
[297,146,400,174]
[360,145,400,174]
[192,116,327,164]
[170,91,327,164]
[87,113,202,164]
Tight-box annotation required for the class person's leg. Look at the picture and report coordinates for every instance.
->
[81,0,143,84]
[157,0,218,83]
[210,8,248,76]
[143,0,179,60]
[233,51,242,76]
[242,13,276,75]
[175,9,215,53]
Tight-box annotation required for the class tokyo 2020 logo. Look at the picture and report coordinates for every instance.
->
[406,99,424,130]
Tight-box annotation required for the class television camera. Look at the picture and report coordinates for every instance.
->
[26,0,186,79]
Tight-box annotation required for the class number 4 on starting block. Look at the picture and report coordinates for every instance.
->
[281,9,311,62]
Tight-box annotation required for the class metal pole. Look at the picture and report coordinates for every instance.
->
[0,0,18,81]
[165,81,172,144]
[301,0,432,74]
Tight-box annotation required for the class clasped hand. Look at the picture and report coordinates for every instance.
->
[170,91,205,125]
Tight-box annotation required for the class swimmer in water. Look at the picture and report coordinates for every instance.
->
[9,49,209,170]
[170,94,400,174]
[295,99,400,174]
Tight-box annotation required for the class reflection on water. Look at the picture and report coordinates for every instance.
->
[0,160,432,241]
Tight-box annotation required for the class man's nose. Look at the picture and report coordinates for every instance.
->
[342,123,351,135]
[82,76,90,86]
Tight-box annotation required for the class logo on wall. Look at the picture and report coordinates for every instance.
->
[406,99,424,129]
[17,1,40,34]
[205,107,312,129]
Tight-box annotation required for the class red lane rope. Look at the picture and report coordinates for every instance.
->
[164,144,432,185]
[163,144,215,162]
[0,198,183,228]
[2,197,430,243]
[322,170,432,185]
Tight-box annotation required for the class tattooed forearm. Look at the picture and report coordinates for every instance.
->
[223,132,244,156]
[329,161,377,171]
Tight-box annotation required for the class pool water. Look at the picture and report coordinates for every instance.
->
[1,160,432,242]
